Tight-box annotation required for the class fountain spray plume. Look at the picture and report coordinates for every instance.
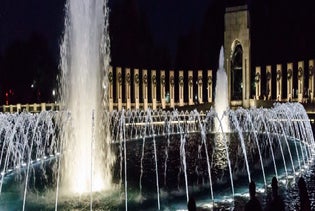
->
[215,46,230,132]
[59,0,114,195]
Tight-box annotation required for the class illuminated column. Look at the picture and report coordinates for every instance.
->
[179,70,184,106]
[276,64,282,101]
[254,66,261,99]
[287,63,293,101]
[142,69,148,110]
[170,70,175,108]
[116,67,122,110]
[309,60,314,102]
[108,66,113,111]
[160,70,166,109]
[197,70,203,104]
[207,70,212,103]
[297,61,304,102]
[266,65,272,100]
[134,69,140,109]
[188,70,194,105]
[151,70,157,110]
[125,68,131,109]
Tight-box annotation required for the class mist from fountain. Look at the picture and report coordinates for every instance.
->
[58,0,114,195]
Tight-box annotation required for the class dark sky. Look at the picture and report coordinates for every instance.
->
[1,0,315,104]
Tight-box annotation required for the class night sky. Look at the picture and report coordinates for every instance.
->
[1,0,315,104]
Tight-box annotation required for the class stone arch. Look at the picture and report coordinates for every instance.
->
[230,40,243,100]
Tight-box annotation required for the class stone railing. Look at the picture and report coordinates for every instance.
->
[1,103,59,113]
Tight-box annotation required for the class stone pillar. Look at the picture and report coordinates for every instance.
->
[108,67,114,111]
[188,70,194,105]
[179,70,184,106]
[197,70,203,104]
[142,69,148,110]
[255,66,261,99]
[125,68,131,110]
[287,63,293,101]
[17,104,21,113]
[116,67,123,110]
[151,70,157,110]
[134,69,140,109]
[276,64,282,101]
[160,70,166,109]
[309,60,314,103]
[207,70,213,103]
[170,70,175,108]
[266,65,272,100]
[298,61,304,102]
[41,103,46,111]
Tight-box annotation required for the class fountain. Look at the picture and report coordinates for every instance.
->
[0,1,315,210]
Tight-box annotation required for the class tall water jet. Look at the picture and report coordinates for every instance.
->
[59,0,114,194]
[215,46,229,132]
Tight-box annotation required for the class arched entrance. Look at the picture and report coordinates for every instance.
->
[231,42,243,100]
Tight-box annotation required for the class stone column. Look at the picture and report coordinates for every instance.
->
[179,70,184,106]
[116,67,122,110]
[309,60,314,103]
[266,65,272,100]
[151,70,157,110]
[188,70,194,105]
[125,68,131,110]
[108,66,114,111]
[160,70,166,109]
[142,69,148,110]
[255,66,261,99]
[170,70,175,108]
[287,63,293,101]
[207,70,213,103]
[276,64,282,101]
[298,61,304,102]
[197,70,203,104]
[134,69,140,109]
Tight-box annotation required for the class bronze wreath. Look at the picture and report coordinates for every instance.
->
[152,75,157,85]
[108,71,113,83]
[170,76,175,86]
[298,67,303,79]
[118,72,122,85]
[143,74,148,84]
[161,75,165,85]
[276,70,281,81]
[134,73,139,84]
[254,72,260,83]
[287,69,292,79]
[188,76,193,86]
[179,75,184,86]
[309,66,314,76]
[126,73,130,84]
[266,72,271,81]
[198,76,203,85]
[207,76,212,86]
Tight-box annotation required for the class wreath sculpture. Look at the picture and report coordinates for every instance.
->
[170,76,175,86]
[198,76,203,85]
[266,72,271,81]
[126,72,130,84]
[161,75,165,86]
[134,73,139,84]
[287,69,292,79]
[188,76,193,86]
[179,75,184,86]
[309,66,314,76]
[276,70,281,81]
[143,74,148,84]
[207,76,212,86]
[152,75,157,85]
[254,72,260,83]
[108,71,113,83]
[118,72,122,85]
[298,67,303,79]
